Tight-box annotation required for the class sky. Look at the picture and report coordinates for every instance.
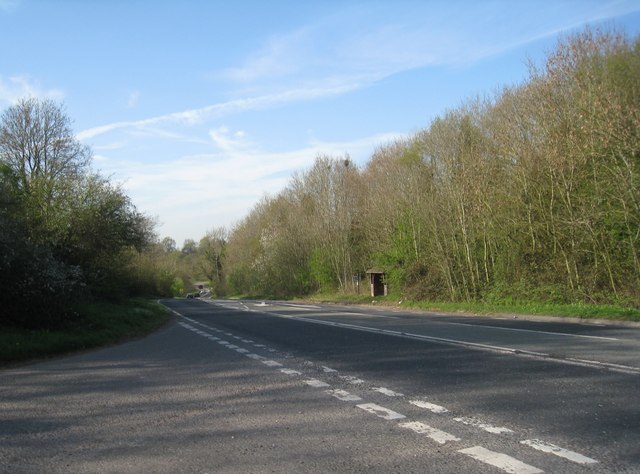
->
[1,1,639,246]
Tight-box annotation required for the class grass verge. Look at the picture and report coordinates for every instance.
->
[301,293,640,322]
[0,298,172,366]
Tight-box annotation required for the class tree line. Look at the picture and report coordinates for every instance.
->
[3,26,637,330]
[0,95,229,330]
[221,27,640,306]
[0,98,158,329]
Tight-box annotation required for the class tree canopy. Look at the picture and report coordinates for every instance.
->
[223,27,640,307]
[0,99,157,328]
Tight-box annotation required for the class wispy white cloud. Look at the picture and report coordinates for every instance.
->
[0,74,64,105]
[219,0,640,90]
[95,129,404,242]
[222,28,311,83]
[77,81,363,141]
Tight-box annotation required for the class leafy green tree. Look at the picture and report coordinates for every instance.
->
[1,98,158,326]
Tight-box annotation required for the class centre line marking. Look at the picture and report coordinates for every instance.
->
[246,353,266,360]
[261,360,283,367]
[410,400,449,414]
[399,421,460,444]
[339,375,365,384]
[326,389,362,401]
[454,417,514,434]
[357,403,406,420]
[459,446,543,474]
[305,379,331,388]
[521,439,598,465]
[280,368,302,376]
[373,387,404,397]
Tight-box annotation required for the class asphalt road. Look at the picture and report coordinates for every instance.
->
[1,298,639,473]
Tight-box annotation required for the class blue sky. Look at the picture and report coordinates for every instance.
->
[2,1,639,245]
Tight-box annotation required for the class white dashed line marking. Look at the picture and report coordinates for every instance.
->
[399,421,460,444]
[246,353,266,360]
[373,387,404,397]
[521,439,598,465]
[305,379,331,388]
[326,389,362,401]
[409,400,449,414]
[454,417,514,434]
[339,375,365,384]
[280,368,302,376]
[357,403,406,420]
[459,446,543,474]
[176,312,600,472]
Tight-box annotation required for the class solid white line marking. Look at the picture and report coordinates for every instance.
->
[399,421,460,444]
[305,379,331,388]
[373,387,404,397]
[521,439,598,464]
[339,375,365,384]
[279,303,321,310]
[444,321,619,341]
[454,417,513,434]
[459,446,543,474]
[282,317,640,374]
[410,400,449,414]
[326,389,362,401]
[261,360,283,367]
[280,368,302,376]
[357,403,406,420]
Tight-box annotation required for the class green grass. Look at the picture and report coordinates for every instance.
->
[300,292,640,321]
[0,298,172,366]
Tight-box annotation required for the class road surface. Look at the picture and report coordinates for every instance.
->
[1,298,638,473]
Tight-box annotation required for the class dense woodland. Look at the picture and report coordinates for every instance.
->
[221,28,640,306]
[1,27,638,332]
